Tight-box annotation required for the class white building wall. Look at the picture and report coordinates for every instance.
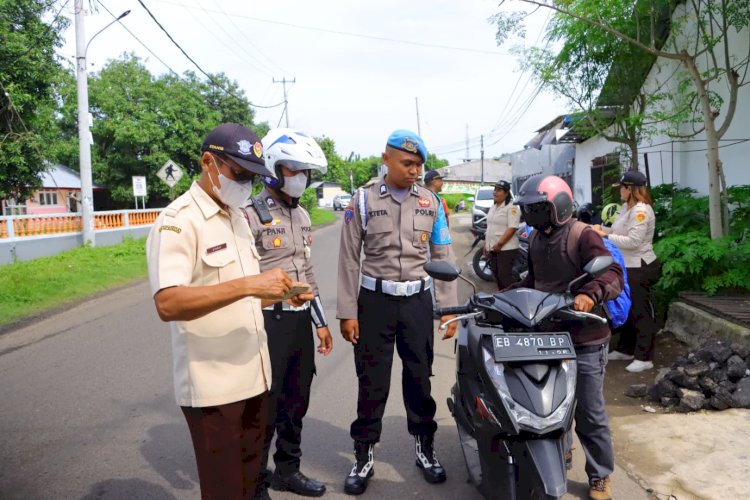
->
[573,136,622,204]
[572,8,750,199]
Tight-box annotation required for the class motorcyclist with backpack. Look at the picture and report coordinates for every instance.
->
[504,174,624,500]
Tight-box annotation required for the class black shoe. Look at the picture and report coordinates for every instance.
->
[414,434,446,484]
[344,441,374,495]
[271,470,326,497]
[254,486,272,500]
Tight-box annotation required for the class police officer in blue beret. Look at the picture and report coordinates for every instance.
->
[337,129,459,495]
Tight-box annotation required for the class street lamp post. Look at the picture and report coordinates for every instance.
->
[74,1,129,246]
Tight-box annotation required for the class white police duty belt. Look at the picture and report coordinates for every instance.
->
[262,302,310,312]
[361,275,432,297]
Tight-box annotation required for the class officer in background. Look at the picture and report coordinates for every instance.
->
[245,128,333,498]
[337,129,459,495]
[423,170,450,227]
[484,179,521,290]
[147,123,310,499]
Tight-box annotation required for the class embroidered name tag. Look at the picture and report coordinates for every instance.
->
[159,225,181,233]
[206,243,228,254]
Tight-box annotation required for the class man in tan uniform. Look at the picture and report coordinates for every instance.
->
[337,129,459,495]
[147,123,312,500]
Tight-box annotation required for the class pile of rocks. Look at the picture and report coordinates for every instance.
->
[644,338,750,412]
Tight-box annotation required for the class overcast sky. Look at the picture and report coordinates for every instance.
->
[59,0,569,165]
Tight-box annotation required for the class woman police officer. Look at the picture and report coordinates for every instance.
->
[594,170,660,373]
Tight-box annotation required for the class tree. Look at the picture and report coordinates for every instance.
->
[51,54,263,207]
[495,0,750,238]
[317,135,346,185]
[0,0,68,204]
[425,153,449,170]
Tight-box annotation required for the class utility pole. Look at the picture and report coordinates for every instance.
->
[75,0,95,246]
[465,124,469,162]
[75,3,130,247]
[480,134,485,185]
[415,97,421,136]
[273,77,295,127]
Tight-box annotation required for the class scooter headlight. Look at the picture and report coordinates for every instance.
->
[482,348,577,432]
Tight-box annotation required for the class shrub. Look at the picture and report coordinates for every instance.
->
[654,232,750,303]
[299,187,318,212]
[650,184,750,304]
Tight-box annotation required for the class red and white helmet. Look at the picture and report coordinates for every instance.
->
[514,174,574,229]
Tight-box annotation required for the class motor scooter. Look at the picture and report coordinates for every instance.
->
[469,219,531,283]
[425,256,613,500]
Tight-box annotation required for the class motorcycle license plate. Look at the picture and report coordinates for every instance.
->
[492,332,576,362]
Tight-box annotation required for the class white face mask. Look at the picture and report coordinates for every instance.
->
[280,172,308,198]
[210,165,253,208]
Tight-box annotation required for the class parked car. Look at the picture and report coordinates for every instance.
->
[471,186,495,227]
[333,193,352,211]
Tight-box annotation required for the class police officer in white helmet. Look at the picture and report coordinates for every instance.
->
[245,128,332,499]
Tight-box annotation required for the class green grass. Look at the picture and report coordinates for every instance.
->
[0,237,148,327]
[0,212,338,328]
[310,207,336,225]
[441,193,474,214]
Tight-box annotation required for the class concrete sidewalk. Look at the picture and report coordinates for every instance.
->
[610,409,750,499]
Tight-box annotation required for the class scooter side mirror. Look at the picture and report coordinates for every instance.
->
[582,255,614,277]
[567,255,614,292]
[424,261,461,282]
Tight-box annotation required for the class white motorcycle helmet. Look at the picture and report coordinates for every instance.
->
[261,128,328,193]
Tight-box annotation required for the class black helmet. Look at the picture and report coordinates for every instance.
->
[514,174,574,230]
[576,202,595,223]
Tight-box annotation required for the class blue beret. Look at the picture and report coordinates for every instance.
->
[386,129,427,163]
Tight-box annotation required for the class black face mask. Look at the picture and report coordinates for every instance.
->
[522,203,553,231]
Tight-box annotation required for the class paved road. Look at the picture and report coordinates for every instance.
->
[0,212,648,499]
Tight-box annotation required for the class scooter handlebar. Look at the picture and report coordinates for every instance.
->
[434,305,473,318]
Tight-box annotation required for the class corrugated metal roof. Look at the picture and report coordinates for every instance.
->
[39,164,104,190]
[436,159,512,183]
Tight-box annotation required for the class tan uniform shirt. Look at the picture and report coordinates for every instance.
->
[146,182,271,408]
[602,201,657,268]
[337,181,458,319]
[485,202,521,251]
[244,188,319,294]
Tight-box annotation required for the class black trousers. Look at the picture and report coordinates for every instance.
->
[615,259,661,361]
[260,309,315,477]
[182,392,269,500]
[350,287,437,444]
[489,248,520,290]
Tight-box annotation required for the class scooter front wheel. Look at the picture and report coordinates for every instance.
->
[472,248,494,282]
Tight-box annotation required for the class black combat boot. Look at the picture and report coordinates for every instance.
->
[344,441,374,495]
[414,434,446,483]
[271,470,326,497]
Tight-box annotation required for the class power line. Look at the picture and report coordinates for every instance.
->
[134,0,285,109]
[183,0,277,78]
[97,0,179,76]
[206,0,289,76]
[152,0,511,56]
